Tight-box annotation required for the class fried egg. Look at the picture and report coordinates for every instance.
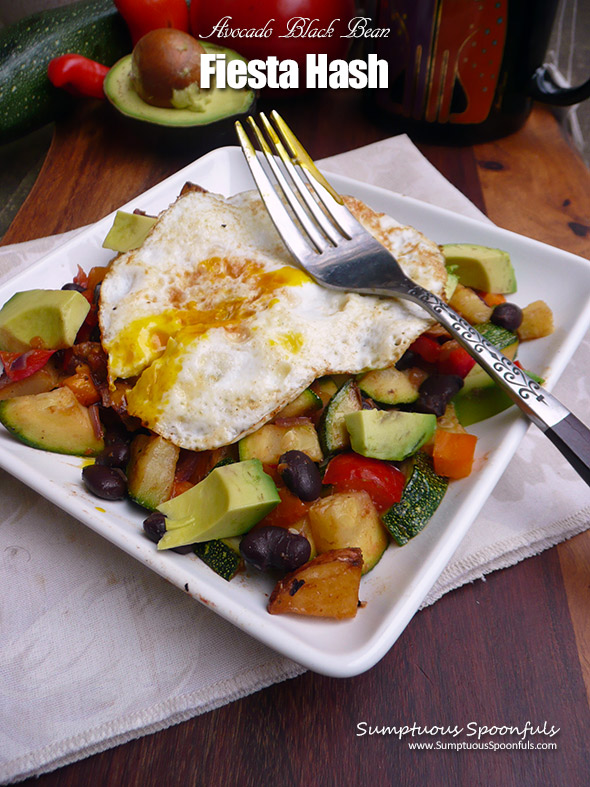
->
[99,188,447,450]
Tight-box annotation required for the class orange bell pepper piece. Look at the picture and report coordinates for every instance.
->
[480,291,506,308]
[62,364,101,407]
[432,429,478,479]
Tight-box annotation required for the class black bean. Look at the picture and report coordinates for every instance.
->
[61,282,85,293]
[93,282,102,304]
[143,511,194,553]
[491,302,523,332]
[277,450,322,501]
[143,511,167,543]
[240,526,311,573]
[415,374,464,417]
[395,349,419,370]
[95,440,130,469]
[82,464,127,500]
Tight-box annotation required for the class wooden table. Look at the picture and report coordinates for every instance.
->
[6,92,590,785]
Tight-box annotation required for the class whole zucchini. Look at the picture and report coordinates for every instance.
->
[0,0,131,145]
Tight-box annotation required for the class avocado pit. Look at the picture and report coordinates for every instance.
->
[131,28,206,110]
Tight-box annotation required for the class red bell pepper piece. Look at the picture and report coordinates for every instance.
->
[0,349,55,382]
[437,341,476,377]
[114,0,189,45]
[322,453,405,512]
[47,54,109,99]
[258,487,311,528]
[409,335,441,364]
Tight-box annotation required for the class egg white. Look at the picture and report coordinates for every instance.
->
[99,188,447,451]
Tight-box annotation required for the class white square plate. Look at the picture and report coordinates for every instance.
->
[2,147,590,677]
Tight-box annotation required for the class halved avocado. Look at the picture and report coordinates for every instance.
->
[103,42,255,145]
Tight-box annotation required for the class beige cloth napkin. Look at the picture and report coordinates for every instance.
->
[2,135,590,784]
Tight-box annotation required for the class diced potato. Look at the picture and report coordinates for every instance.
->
[239,421,323,464]
[309,490,388,574]
[0,365,59,401]
[268,548,363,619]
[449,283,493,324]
[517,300,554,341]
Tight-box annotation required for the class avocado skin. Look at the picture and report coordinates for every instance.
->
[103,43,256,153]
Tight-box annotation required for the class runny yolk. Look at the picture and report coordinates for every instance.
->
[109,259,311,427]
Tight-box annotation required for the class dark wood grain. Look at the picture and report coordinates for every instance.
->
[6,93,590,785]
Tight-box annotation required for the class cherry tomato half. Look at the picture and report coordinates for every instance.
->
[322,452,405,512]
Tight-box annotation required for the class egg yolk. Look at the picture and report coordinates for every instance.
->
[110,258,311,427]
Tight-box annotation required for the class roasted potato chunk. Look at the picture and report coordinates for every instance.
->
[449,283,493,324]
[517,300,554,341]
[268,548,363,619]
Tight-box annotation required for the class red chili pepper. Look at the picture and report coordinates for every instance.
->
[322,453,405,512]
[47,54,109,99]
[0,349,55,382]
[437,340,476,377]
[114,0,189,45]
[409,335,441,365]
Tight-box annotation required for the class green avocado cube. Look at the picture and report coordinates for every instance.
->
[102,210,157,253]
[442,243,517,294]
[345,410,436,462]
[0,289,90,352]
[156,459,280,550]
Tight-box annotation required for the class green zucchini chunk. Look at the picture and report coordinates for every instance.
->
[277,388,322,418]
[127,433,180,510]
[381,452,448,545]
[193,539,242,581]
[318,379,363,455]
[357,366,419,405]
[0,386,104,456]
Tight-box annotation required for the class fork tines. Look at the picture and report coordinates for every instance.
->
[235,111,356,260]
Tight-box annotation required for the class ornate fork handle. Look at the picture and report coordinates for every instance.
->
[404,283,566,429]
[398,283,590,485]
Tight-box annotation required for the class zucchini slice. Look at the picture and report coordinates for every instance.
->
[357,366,419,405]
[381,452,448,545]
[127,433,180,510]
[318,379,363,455]
[193,539,242,581]
[0,386,104,456]
[276,388,322,418]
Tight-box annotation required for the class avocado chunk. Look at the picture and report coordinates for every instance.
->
[442,243,517,294]
[453,385,514,426]
[156,459,280,550]
[453,368,543,426]
[344,410,436,461]
[103,210,157,253]
[0,289,90,352]
[104,42,255,131]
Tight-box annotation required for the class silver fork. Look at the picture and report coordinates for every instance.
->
[235,110,590,486]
